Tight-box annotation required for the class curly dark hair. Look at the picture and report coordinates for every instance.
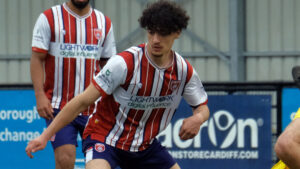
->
[139,0,190,35]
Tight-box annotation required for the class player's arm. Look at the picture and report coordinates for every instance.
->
[31,13,53,120]
[31,51,54,120]
[179,67,209,140]
[41,83,101,140]
[179,104,209,140]
[25,83,101,158]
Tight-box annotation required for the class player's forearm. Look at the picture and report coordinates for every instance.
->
[40,94,90,140]
[30,53,46,96]
[40,84,101,141]
[193,104,209,124]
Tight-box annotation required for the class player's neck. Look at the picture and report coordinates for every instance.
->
[66,2,91,16]
[146,46,173,69]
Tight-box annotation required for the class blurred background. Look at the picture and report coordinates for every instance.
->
[0,0,299,169]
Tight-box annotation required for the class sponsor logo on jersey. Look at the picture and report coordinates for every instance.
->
[95,143,105,152]
[33,28,44,42]
[127,95,175,109]
[105,69,111,76]
[97,69,113,88]
[60,44,99,51]
[94,28,102,40]
[58,44,99,58]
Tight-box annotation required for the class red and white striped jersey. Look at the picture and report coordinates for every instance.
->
[32,3,116,115]
[84,43,208,152]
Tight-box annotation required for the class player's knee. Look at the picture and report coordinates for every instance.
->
[275,132,293,158]
[55,153,76,169]
[54,144,76,168]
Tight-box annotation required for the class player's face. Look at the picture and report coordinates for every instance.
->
[147,30,180,58]
[71,0,90,9]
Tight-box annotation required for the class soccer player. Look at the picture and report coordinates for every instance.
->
[272,108,300,169]
[30,0,116,168]
[272,66,300,169]
[26,1,209,169]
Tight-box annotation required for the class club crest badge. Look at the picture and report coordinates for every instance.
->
[95,143,105,152]
[171,80,181,91]
[94,28,102,40]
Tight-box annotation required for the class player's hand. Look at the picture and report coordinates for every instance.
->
[179,114,204,140]
[25,136,47,158]
[36,93,54,120]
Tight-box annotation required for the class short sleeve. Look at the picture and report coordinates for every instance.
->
[183,69,208,107]
[93,55,127,95]
[32,13,51,53]
[101,20,117,59]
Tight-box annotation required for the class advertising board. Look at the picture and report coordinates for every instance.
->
[157,95,272,169]
[281,88,300,130]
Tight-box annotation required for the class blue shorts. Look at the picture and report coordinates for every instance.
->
[46,109,88,149]
[82,136,176,169]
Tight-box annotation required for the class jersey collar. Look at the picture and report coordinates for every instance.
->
[63,2,92,19]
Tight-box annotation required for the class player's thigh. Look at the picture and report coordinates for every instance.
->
[86,159,111,169]
[170,163,181,169]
